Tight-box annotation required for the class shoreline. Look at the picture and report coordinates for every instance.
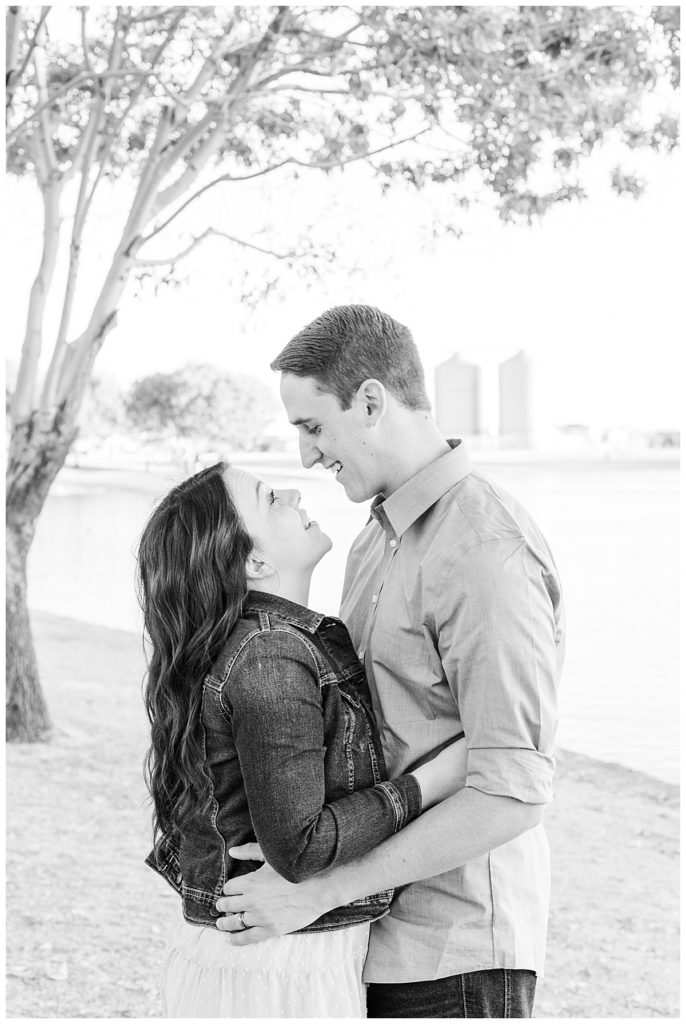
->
[50,448,681,500]
[6,611,680,1018]
[26,604,680,790]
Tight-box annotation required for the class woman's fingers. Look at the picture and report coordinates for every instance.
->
[214,913,272,945]
[215,895,248,915]
[215,911,251,932]
[228,842,265,861]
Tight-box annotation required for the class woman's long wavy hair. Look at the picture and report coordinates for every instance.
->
[137,462,252,846]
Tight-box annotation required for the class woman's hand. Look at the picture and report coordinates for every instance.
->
[411,735,468,810]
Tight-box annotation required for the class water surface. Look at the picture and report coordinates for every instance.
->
[28,454,679,784]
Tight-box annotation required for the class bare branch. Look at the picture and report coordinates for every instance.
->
[140,159,294,244]
[141,127,431,245]
[134,227,301,267]
[128,6,180,24]
[80,7,94,75]
[32,25,58,173]
[156,110,216,178]
[151,121,224,217]
[6,6,50,115]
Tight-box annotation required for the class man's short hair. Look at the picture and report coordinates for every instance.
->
[270,304,431,411]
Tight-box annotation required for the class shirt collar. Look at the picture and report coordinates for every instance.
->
[244,590,325,634]
[370,439,473,538]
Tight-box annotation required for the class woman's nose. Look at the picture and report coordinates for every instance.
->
[279,489,301,506]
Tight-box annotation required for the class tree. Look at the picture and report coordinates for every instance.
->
[5,6,679,740]
[125,363,277,458]
[77,373,127,441]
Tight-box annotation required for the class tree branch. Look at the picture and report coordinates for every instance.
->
[134,227,301,267]
[84,8,186,209]
[140,127,431,246]
[41,14,127,412]
[140,158,294,244]
[5,6,50,116]
[80,6,94,75]
[32,25,58,174]
[11,182,62,423]
[150,120,224,217]
[6,68,147,146]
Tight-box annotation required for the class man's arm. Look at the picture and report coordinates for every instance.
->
[216,786,543,942]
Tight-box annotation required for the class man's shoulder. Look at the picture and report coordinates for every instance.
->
[431,469,529,547]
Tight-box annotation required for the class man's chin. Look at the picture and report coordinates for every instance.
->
[342,482,373,504]
[336,470,377,503]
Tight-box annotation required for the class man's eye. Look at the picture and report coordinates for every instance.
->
[307,424,321,436]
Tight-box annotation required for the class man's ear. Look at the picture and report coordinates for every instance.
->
[246,552,276,581]
[355,379,387,426]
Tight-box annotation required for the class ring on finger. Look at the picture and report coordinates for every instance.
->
[236,911,249,931]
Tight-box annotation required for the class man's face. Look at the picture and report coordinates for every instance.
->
[279,373,385,503]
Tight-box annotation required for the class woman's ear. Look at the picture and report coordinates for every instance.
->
[355,378,387,425]
[245,552,276,581]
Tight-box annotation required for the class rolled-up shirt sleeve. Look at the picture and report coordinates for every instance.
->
[434,535,561,804]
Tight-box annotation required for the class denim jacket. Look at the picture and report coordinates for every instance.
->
[145,590,422,932]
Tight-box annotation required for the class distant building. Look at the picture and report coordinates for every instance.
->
[499,350,536,447]
[434,354,482,437]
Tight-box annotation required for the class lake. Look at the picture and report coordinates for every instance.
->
[27,452,679,785]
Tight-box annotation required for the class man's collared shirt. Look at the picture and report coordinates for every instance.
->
[340,440,565,983]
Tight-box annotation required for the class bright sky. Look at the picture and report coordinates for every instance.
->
[5,128,681,433]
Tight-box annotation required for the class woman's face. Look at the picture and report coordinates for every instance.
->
[224,466,332,576]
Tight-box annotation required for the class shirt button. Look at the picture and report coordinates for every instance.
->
[389,539,397,548]
[358,649,365,660]
[371,595,378,603]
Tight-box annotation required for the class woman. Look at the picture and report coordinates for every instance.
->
[138,462,466,1018]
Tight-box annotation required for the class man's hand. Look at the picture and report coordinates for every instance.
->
[215,843,335,945]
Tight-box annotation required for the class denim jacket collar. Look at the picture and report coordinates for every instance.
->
[243,590,325,634]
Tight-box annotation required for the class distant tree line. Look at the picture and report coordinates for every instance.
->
[77,363,278,455]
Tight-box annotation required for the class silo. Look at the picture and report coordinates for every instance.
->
[434,354,481,438]
[499,350,535,447]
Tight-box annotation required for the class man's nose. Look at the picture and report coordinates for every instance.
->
[299,434,321,469]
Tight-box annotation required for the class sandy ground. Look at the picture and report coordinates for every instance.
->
[5,613,679,1019]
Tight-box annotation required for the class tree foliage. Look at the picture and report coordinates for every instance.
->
[4,5,679,740]
[125,364,277,452]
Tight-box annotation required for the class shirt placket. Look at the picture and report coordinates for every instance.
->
[357,510,400,666]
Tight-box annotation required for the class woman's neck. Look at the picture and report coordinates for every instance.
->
[248,572,312,608]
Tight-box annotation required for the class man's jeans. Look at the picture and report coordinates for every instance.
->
[367,968,537,1018]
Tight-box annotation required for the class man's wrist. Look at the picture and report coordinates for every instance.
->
[303,866,348,915]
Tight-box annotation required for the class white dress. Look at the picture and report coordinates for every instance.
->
[161,913,370,1018]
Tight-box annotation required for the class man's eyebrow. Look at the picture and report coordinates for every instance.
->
[255,479,263,499]
[290,417,312,426]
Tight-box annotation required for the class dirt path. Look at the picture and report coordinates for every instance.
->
[6,613,679,1018]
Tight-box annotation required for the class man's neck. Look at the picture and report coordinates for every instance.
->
[380,416,452,497]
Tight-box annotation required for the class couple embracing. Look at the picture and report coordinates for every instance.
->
[139,305,564,1018]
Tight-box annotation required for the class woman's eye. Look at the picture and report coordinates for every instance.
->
[269,489,277,505]
[307,424,321,436]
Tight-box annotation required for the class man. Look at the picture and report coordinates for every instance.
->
[216,305,564,1018]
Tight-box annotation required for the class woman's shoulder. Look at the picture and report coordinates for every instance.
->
[210,608,320,692]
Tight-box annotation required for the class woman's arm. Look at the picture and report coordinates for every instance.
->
[224,630,425,883]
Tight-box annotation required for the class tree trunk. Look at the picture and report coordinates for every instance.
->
[6,407,79,742]
[6,519,51,741]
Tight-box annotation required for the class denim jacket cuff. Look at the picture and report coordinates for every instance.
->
[377,773,423,832]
